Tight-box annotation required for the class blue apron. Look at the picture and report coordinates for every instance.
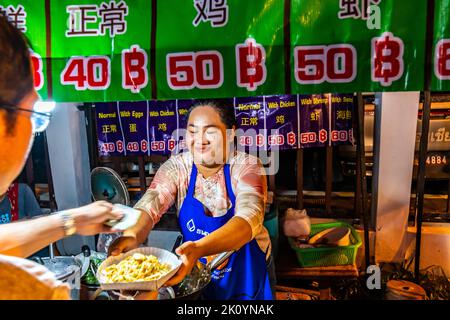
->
[179,163,273,300]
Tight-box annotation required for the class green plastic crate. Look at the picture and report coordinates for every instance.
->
[288,221,362,268]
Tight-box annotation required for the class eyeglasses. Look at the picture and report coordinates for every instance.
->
[0,100,55,133]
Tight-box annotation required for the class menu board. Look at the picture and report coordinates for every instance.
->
[95,93,354,156]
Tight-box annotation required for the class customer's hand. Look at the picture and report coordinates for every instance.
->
[66,201,124,236]
[108,235,139,256]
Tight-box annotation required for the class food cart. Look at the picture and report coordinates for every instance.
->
[2,0,450,300]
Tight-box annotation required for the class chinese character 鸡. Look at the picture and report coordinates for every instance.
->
[193,0,228,27]
[276,115,285,125]
[158,123,167,131]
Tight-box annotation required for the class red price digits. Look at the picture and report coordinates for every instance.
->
[126,142,139,152]
[151,141,166,151]
[371,32,404,86]
[435,40,450,80]
[300,132,317,144]
[240,136,253,146]
[30,52,44,90]
[331,130,349,142]
[167,51,223,90]
[61,56,111,90]
[294,44,356,84]
[268,135,284,146]
[101,143,115,153]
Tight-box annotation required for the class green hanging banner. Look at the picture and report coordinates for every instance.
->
[432,0,450,91]
[290,0,427,94]
[50,0,152,102]
[155,0,285,99]
[0,0,48,99]
[0,0,445,102]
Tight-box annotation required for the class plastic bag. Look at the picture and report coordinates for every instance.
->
[282,208,311,239]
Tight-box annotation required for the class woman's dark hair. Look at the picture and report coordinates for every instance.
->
[0,15,34,134]
[186,99,237,129]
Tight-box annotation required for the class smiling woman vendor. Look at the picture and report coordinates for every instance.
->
[109,101,275,300]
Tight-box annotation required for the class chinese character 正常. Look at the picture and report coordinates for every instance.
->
[102,124,111,133]
[193,0,228,28]
[98,1,128,37]
[249,117,258,126]
[241,117,250,126]
[65,1,129,38]
[0,5,27,32]
[66,5,99,37]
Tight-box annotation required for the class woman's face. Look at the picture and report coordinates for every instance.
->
[186,105,234,167]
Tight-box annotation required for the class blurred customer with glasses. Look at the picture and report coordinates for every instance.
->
[0,15,125,299]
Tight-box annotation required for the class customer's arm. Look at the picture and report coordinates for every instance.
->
[0,201,123,258]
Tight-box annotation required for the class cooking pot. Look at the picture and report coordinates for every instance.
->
[32,256,82,300]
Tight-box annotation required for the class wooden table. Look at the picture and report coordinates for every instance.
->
[274,237,359,299]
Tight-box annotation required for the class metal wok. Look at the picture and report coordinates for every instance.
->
[93,251,233,300]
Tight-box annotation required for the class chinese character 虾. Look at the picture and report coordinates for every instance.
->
[338,0,361,19]
[193,0,228,28]
[310,110,321,121]
[338,0,381,20]
[98,1,128,37]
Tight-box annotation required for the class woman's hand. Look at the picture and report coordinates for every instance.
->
[164,241,202,287]
[107,235,139,256]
